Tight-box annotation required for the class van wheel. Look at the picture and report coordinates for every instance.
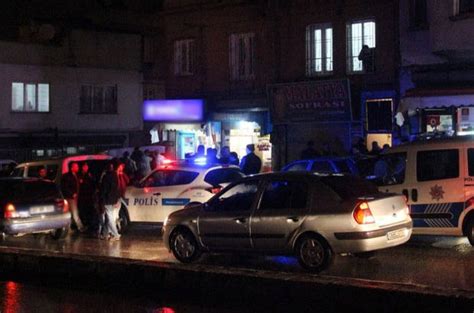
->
[295,234,333,272]
[51,227,69,240]
[466,216,474,246]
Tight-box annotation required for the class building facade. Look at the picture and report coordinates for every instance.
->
[398,0,474,139]
[0,28,144,161]
[152,0,400,169]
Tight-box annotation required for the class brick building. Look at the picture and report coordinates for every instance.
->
[150,0,400,168]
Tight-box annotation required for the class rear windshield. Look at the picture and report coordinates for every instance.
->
[320,176,379,200]
[204,168,244,186]
[0,180,61,202]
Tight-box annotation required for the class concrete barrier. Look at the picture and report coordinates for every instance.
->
[0,246,472,312]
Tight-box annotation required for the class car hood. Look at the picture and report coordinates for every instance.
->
[169,203,202,219]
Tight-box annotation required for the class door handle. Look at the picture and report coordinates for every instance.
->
[153,192,161,196]
[411,189,418,202]
[234,217,246,224]
[286,216,299,223]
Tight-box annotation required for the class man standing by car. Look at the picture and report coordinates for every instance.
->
[61,162,85,232]
[240,144,262,175]
[99,159,121,241]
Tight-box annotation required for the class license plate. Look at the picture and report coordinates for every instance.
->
[386,228,406,241]
[30,205,55,214]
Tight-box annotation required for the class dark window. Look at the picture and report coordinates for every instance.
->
[80,85,117,114]
[371,152,407,186]
[409,0,428,29]
[0,180,60,202]
[204,168,244,186]
[459,0,474,14]
[311,161,333,173]
[285,162,309,172]
[143,170,199,187]
[366,100,393,132]
[333,160,352,174]
[259,180,308,210]
[211,181,259,212]
[320,176,378,200]
[417,149,459,181]
[468,149,474,176]
[11,167,25,178]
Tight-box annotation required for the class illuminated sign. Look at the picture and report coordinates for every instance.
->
[143,99,204,122]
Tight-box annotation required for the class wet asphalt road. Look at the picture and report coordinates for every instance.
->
[0,225,473,292]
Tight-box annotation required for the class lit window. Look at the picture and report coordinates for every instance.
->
[174,39,195,76]
[346,20,376,73]
[306,23,333,76]
[80,85,117,114]
[229,33,255,80]
[11,82,49,112]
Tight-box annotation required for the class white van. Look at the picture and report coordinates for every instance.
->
[12,155,111,184]
[371,137,474,245]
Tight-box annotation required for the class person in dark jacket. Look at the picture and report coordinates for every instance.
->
[78,162,96,233]
[61,162,85,232]
[239,144,262,175]
[99,159,122,241]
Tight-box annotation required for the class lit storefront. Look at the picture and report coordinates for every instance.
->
[397,89,474,139]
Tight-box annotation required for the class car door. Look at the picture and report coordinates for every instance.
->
[125,169,199,223]
[198,179,260,250]
[251,179,309,251]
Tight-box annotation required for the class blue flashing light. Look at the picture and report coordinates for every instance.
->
[272,256,298,266]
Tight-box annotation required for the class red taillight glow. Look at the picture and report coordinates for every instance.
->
[353,202,375,224]
[162,159,173,165]
[4,203,16,219]
[56,199,69,213]
[206,186,222,194]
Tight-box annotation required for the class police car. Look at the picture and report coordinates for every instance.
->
[119,160,245,231]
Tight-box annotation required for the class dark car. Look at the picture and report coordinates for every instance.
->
[0,178,71,239]
[282,156,359,175]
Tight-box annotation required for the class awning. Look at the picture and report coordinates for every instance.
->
[399,95,474,112]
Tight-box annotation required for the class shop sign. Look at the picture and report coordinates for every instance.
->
[268,80,352,124]
[143,99,204,122]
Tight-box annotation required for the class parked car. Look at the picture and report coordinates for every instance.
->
[282,156,359,175]
[0,178,71,239]
[119,161,245,232]
[162,172,412,272]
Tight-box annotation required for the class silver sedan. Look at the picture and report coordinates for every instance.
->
[163,172,412,272]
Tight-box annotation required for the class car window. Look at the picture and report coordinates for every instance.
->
[311,161,333,173]
[370,152,407,186]
[143,170,199,187]
[320,176,379,200]
[210,181,259,212]
[204,168,244,186]
[80,160,108,182]
[467,148,474,176]
[11,167,25,178]
[285,162,309,172]
[333,160,352,174]
[259,180,308,210]
[0,180,61,202]
[417,149,458,182]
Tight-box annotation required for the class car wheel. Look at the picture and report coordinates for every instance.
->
[465,216,474,246]
[169,228,201,263]
[295,234,333,272]
[117,206,130,234]
[50,227,69,240]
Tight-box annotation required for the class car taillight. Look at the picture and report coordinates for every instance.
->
[56,199,69,213]
[353,202,375,224]
[4,203,16,219]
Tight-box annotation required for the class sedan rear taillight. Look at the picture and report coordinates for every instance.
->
[206,186,222,194]
[56,199,69,213]
[353,202,375,224]
[4,203,17,219]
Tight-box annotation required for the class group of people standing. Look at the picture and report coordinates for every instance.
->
[60,159,128,241]
[191,144,262,175]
